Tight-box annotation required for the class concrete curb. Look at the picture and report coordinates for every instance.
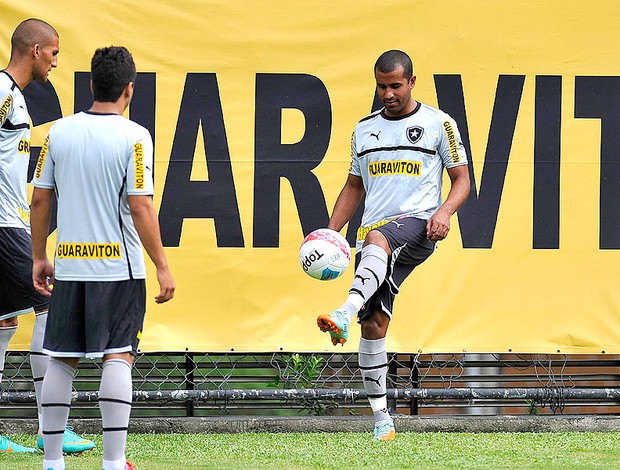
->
[2,415,620,435]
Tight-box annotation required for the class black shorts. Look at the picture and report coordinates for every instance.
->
[357,217,435,321]
[0,227,50,320]
[43,279,146,358]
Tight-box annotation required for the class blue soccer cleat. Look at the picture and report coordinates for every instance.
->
[317,309,349,346]
[37,426,95,454]
[0,434,37,453]
[373,418,396,441]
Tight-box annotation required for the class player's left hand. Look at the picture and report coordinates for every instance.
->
[426,210,450,242]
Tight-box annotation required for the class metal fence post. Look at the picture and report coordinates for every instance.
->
[387,353,397,413]
[184,353,195,417]
[410,354,419,415]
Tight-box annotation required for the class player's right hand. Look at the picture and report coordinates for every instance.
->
[155,267,175,303]
[32,258,55,296]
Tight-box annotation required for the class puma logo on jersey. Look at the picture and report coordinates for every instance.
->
[391,221,405,229]
[370,131,381,140]
[364,375,382,386]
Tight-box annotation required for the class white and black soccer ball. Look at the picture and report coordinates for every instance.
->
[299,228,351,280]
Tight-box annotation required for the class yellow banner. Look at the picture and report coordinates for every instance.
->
[3,1,620,353]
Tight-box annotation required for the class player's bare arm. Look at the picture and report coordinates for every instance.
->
[30,187,55,295]
[128,195,175,303]
[327,174,365,232]
[426,165,470,242]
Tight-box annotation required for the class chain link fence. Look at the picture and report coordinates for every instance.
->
[2,351,620,418]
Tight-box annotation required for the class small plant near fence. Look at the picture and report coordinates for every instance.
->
[271,353,338,415]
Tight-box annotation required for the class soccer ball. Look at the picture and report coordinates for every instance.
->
[299,228,351,280]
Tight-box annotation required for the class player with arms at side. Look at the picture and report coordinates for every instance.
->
[0,18,94,454]
[317,50,470,440]
[30,46,175,470]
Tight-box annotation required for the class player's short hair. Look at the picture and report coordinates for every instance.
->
[91,46,137,102]
[11,18,58,56]
[374,50,414,79]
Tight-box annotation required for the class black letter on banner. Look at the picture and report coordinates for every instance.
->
[24,79,62,180]
[23,79,63,234]
[24,80,62,127]
[435,75,525,248]
[74,72,92,113]
[254,74,330,247]
[159,73,243,247]
[129,73,156,150]
[533,76,561,249]
[74,72,156,143]
[575,76,620,250]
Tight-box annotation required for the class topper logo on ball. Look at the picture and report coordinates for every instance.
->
[301,249,324,273]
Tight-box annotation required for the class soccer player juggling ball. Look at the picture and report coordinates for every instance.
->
[30,46,175,470]
[317,50,470,441]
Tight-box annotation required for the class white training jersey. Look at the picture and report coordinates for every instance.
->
[0,71,32,231]
[32,111,154,281]
[350,101,468,230]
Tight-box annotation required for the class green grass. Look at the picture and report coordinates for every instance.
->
[4,432,620,469]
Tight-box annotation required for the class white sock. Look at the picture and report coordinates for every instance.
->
[102,457,127,470]
[359,337,391,423]
[100,359,132,463]
[338,299,363,323]
[369,396,389,420]
[339,244,388,322]
[31,311,50,428]
[42,456,65,470]
[0,326,18,385]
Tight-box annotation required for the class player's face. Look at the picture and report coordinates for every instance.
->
[375,65,416,117]
[33,36,59,83]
